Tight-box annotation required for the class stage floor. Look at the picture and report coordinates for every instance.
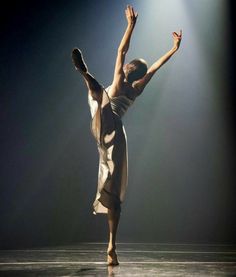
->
[0,243,236,276]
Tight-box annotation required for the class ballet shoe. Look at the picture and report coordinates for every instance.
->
[107,250,119,266]
[71,48,88,73]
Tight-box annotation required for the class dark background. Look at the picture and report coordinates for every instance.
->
[0,0,235,249]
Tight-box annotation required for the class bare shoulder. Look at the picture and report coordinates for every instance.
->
[106,84,120,98]
[107,81,141,100]
[125,82,141,100]
[132,81,144,96]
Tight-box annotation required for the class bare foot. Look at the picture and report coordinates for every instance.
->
[71,48,88,73]
[107,250,119,266]
[107,245,119,266]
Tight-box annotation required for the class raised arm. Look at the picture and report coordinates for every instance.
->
[111,5,138,88]
[133,30,182,93]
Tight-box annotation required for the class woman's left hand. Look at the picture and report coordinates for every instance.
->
[172,30,182,50]
[125,5,138,27]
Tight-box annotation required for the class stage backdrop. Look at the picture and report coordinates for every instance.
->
[0,0,235,248]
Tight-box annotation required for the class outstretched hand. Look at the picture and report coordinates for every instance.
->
[125,5,138,26]
[172,30,182,50]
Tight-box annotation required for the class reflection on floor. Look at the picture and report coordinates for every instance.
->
[0,243,236,276]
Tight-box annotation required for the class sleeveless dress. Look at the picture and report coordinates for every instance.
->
[88,86,135,214]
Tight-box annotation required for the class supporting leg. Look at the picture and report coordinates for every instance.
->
[107,208,120,266]
[72,48,102,101]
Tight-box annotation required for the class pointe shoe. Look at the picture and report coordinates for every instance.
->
[71,48,88,73]
[107,250,119,266]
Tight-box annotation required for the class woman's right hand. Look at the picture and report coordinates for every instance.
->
[172,30,182,50]
[125,5,138,27]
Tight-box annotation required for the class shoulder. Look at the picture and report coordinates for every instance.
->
[106,83,123,98]
[132,81,144,97]
[121,82,142,100]
[107,81,141,99]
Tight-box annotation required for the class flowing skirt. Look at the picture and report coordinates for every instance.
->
[88,89,128,214]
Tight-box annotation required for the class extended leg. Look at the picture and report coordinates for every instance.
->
[72,48,102,101]
[107,208,120,266]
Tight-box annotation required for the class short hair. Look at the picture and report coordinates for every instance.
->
[126,59,148,83]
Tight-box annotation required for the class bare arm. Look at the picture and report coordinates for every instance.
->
[133,30,182,93]
[111,5,138,88]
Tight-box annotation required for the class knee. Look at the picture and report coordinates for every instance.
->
[89,78,102,93]
[89,89,102,102]
[108,206,121,217]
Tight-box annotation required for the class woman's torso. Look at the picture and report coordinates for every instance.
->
[106,82,136,118]
[107,81,139,101]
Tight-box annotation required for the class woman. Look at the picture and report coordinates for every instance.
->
[72,5,182,266]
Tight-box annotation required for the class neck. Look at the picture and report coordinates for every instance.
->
[124,78,133,85]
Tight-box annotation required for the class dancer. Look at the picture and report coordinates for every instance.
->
[72,5,182,266]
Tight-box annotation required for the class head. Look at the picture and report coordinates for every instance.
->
[123,58,148,84]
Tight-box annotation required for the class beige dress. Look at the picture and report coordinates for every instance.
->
[88,86,134,214]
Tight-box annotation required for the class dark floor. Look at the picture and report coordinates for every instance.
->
[0,243,236,276]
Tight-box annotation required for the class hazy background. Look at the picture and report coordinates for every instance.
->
[0,0,235,248]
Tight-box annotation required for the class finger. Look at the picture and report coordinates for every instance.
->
[180,29,182,36]
[129,5,133,16]
[128,5,132,16]
[129,5,133,17]
[126,5,130,15]
[135,12,138,18]
[131,7,135,17]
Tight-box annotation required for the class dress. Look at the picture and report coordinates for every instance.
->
[88,86,135,214]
